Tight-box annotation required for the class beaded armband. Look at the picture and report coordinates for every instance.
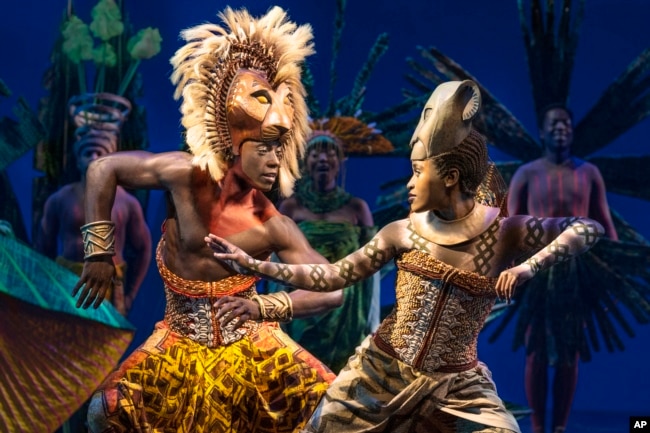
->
[251,291,293,323]
[81,220,116,259]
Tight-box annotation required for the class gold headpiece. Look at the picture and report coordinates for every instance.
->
[410,80,481,160]
[170,6,314,197]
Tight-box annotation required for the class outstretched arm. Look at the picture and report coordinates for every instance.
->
[267,215,345,318]
[207,225,397,292]
[495,215,604,300]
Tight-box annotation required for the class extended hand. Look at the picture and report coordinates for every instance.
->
[72,256,116,309]
[205,234,256,275]
[495,263,534,303]
[214,295,261,330]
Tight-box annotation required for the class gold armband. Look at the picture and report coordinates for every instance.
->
[251,291,293,323]
[81,220,116,259]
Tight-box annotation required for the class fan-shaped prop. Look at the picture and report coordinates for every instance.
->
[0,234,135,432]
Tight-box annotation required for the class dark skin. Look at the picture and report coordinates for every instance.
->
[508,107,618,239]
[37,145,151,313]
[507,106,618,433]
[280,145,373,226]
[273,144,377,355]
[72,145,343,321]
[208,161,604,309]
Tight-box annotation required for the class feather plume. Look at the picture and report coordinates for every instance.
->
[573,48,650,156]
[170,6,314,197]
[335,33,389,116]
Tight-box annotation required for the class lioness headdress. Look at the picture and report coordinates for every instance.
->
[410,80,488,195]
[170,6,314,197]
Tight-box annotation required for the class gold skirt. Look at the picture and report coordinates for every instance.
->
[88,321,335,433]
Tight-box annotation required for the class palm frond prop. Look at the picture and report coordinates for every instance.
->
[301,0,393,158]
[0,81,46,243]
[518,0,584,117]
[324,0,346,116]
[335,33,389,116]
[0,97,46,173]
[368,0,650,362]
[588,155,650,201]
[309,0,390,121]
[573,47,650,157]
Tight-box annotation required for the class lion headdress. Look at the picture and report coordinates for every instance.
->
[170,6,314,197]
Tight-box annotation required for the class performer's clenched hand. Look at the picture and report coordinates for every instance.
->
[72,256,115,309]
[215,296,261,330]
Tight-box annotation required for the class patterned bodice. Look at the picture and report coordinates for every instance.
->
[156,240,266,348]
[374,249,498,373]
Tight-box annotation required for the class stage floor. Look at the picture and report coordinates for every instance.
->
[518,410,643,433]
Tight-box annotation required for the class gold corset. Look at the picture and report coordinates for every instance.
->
[156,239,265,347]
[374,249,498,373]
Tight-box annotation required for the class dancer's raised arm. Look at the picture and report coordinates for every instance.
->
[206,223,400,292]
[495,215,604,300]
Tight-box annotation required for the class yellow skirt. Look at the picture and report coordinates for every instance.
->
[88,321,335,433]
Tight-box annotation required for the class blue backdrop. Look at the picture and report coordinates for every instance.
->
[3,0,649,415]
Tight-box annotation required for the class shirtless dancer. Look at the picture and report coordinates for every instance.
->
[507,104,618,433]
[37,94,151,316]
[73,7,341,432]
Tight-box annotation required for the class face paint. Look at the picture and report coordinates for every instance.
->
[237,141,284,192]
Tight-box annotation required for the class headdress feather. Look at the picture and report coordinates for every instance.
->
[170,6,314,197]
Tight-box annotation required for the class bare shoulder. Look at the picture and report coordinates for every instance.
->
[150,151,194,183]
[499,214,536,231]
[349,196,371,212]
[264,213,301,238]
[277,196,299,216]
[517,158,545,174]
[376,218,412,249]
[499,213,573,239]
[262,213,313,253]
[348,196,373,225]
[46,183,75,202]
[576,158,602,176]
[380,218,410,233]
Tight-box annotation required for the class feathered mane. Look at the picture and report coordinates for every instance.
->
[169,6,314,197]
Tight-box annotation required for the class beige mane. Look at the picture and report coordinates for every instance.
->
[170,6,314,197]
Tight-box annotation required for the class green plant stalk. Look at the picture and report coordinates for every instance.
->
[77,62,87,94]
[94,43,107,94]
[117,59,140,96]
[94,64,105,94]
